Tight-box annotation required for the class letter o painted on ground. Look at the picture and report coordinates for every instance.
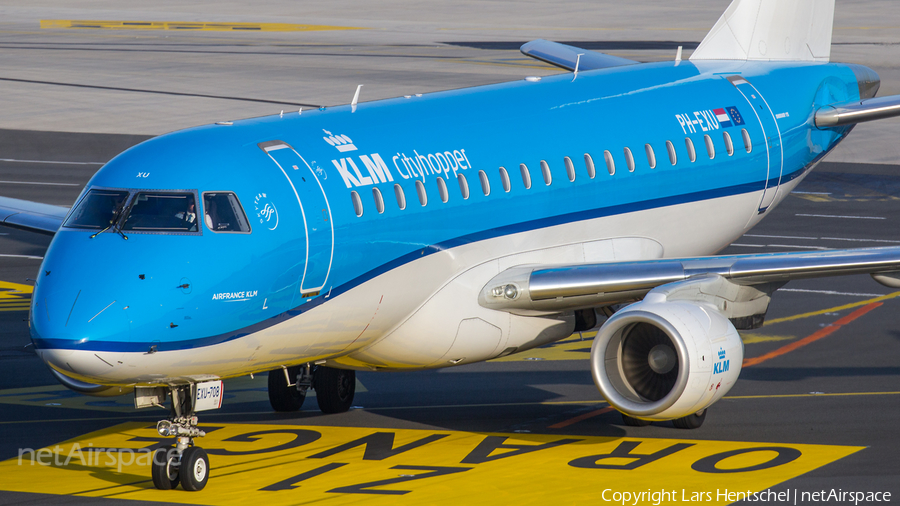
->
[691,447,802,473]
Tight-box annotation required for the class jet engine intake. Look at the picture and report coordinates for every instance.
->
[590,296,742,421]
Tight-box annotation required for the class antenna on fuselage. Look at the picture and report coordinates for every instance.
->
[572,53,584,81]
[351,84,363,112]
[675,45,683,64]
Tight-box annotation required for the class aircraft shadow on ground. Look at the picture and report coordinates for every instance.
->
[739,365,900,382]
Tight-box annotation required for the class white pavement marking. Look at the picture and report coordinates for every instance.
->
[780,288,887,297]
[0,180,80,186]
[792,191,831,195]
[744,234,900,244]
[768,244,831,250]
[796,214,886,220]
[745,234,818,240]
[0,158,103,165]
[821,237,900,244]
[730,243,830,250]
[0,254,44,259]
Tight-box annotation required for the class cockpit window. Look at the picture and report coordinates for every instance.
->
[121,192,199,232]
[203,192,251,233]
[64,190,129,229]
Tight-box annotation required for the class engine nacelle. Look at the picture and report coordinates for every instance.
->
[590,295,743,421]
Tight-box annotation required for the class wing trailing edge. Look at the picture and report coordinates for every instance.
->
[520,39,637,72]
[0,196,68,235]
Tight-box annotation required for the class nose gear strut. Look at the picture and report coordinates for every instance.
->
[151,384,210,491]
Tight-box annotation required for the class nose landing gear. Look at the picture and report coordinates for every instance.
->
[151,385,210,491]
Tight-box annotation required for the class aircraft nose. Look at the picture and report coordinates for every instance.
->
[848,63,880,99]
[31,285,130,382]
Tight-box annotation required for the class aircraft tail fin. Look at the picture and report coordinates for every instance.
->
[689,0,834,62]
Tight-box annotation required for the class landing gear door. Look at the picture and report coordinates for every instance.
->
[727,75,783,213]
[260,141,334,296]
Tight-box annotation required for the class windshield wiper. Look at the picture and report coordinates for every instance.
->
[89,206,128,240]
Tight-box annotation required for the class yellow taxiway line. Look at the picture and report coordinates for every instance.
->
[40,20,365,32]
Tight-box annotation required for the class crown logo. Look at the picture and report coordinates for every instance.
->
[717,347,726,360]
[322,129,357,152]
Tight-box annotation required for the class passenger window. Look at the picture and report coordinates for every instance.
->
[564,156,576,182]
[645,144,656,169]
[437,177,449,203]
[64,189,129,229]
[415,180,427,206]
[122,192,199,232]
[458,173,470,199]
[540,160,552,185]
[520,164,532,189]
[685,138,697,162]
[584,153,596,178]
[624,147,635,172]
[724,131,735,156]
[394,184,406,210]
[499,167,511,192]
[666,140,677,165]
[351,191,363,217]
[203,192,251,233]
[742,128,752,153]
[704,134,715,159]
[479,170,491,196]
[372,187,385,214]
[604,150,615,175]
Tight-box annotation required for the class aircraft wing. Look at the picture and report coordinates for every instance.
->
[0,196,69,235]
[520,39,638,72]
[479,246,900,315]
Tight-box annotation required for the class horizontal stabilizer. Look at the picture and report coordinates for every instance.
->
[816,94,900,127]
[0,196,69,235]
[690,0,835,62]
[480,246,900,314]
[520,39,637,72]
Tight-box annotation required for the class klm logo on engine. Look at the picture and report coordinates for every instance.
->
[713,347,729,374]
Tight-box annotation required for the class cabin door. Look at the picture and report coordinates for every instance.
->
[727,75,783,213]
[260,141,334,297]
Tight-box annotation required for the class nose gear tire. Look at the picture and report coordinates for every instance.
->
[180,447,210,491]
[151,446,181,490]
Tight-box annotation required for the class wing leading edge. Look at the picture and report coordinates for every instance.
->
[0,196,69,235]
[520,39,638,72]
[479,246,900,315]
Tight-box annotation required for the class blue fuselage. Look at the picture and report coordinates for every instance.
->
[30,59,860,384]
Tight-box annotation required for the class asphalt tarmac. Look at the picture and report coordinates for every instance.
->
[2,2,900,505]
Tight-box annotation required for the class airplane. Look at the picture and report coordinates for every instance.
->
[3,0,900,492]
